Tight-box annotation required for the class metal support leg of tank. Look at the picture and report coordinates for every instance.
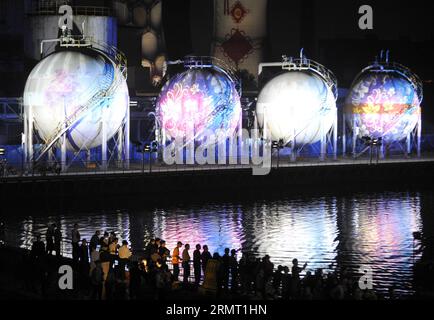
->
[117,125,123,169]
[406,132,412,157]
[61,133,67,173]
[124,104,130,169]
[333,112,338,161]
[101,107,107,171]
[379,144,385,160]
[23,107,28,173]
[417,111,422,158]
[352,132,357,160]
[238,112,243,163]
[86,151,91,170]
[352,118,359,159]
[320,125,326,162]
[342,114,347,158]
[290,148,296,163]
[48,149,54,167]
[27,104,34,173]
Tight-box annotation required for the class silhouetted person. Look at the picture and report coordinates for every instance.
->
[291,258,307,297]
[182,243,191,284]
[281,266,291,299]
[230,249,238,292]
[54,226,62,257]
[263,255,274,281]
[291,258,307,281]
[100,231,109,247]
[272,265,284,293]
[201,245,212,273]
[31,235,45,261]
[238,252,249,293]
[158,240,170,263]
[90,230,100,252]
[146,238,156,261]
[221,248,231,291]
[172,241,182,281]
[118,240,132,280]
[193,244,201,285]
[79,239,90,278]
[71,223,80,266]
[45,224,55,255]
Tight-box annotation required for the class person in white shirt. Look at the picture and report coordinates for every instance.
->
[118,240,132,279]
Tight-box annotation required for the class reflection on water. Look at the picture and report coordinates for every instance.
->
[2,191,426,296]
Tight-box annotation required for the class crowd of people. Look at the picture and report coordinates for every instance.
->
[22,224,386,300]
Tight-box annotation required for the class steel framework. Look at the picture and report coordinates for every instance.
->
[256,49,339,162]
[343,51,423,159]
[155,56,243,163]
[23,28,130,172]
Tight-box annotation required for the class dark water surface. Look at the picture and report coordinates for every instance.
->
[2,190,434,297]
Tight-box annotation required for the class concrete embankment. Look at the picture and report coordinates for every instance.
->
[1,160,434,211]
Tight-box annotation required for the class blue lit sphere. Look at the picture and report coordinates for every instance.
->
[23,50,129,151]
[345,72,421,142]
[157,68,241,142]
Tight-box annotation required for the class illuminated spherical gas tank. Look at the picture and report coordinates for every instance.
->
[23,49,129,151]
[256,71,336,145]
[157,65,241,142]
[345,66,422,142]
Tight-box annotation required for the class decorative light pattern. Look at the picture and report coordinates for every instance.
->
[157,68,241,143]
[346,72,421,142]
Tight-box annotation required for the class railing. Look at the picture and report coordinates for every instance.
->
[281,56,339,101]
[175,56,242,97]
[35,37,127,163]
[28,1,112,17]
[34,62,118,162]
[0,98,23,121]
[353,61,424,103]
[2,153,434,179]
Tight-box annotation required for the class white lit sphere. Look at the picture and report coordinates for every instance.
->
[23,50,129,151]
[257,72,336,145]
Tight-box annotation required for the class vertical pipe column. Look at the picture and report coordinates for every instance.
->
[320,120,326,162]
[48,149,54,166]
[291,125,297,163]
[237,109,243,161]
[117,125,124,168]
[124,105,130,169]
[417,108,422,158]
[342,113,346,157]
[101,106,107,170]
[61,132,67,173]
[333,109,338,160]
[28,104,33,166]
[379,143,385,159]
[352,118,357,158]
[23,104,29,170]
[406,132,412,156]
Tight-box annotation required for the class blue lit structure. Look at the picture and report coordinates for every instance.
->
[156,56,242,147]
